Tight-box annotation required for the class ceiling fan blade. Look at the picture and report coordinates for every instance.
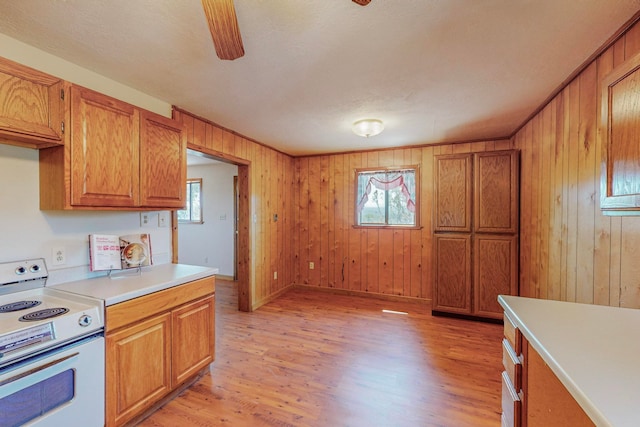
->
[201,0,245,61]
[352,0,371,5]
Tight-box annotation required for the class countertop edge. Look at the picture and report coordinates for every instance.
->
[497,295,610,427]
[50,264,219,306]
[103,268,218,306]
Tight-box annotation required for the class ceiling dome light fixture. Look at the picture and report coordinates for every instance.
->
[352,119,384,138]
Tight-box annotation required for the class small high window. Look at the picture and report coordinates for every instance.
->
[355,166,419,227]
[178,178,203,224]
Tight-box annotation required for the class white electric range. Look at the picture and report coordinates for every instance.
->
[0,258,105,427]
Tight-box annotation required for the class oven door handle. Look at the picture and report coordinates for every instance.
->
[0,352,79,387]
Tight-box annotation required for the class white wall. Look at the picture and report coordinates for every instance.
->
[178,162,237,276]
[0,145,172,285]
[0,35,174,285]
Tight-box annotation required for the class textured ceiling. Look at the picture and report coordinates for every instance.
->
[0,0,638,156]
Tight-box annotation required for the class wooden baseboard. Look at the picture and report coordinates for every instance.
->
[251,284,294,311]
[293,284,430,305]
[215,274,234,281]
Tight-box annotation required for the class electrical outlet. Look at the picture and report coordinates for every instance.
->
[52,246,66,266]
[140,212,151,227]
[274,271,278,280]
[309,262,314,270]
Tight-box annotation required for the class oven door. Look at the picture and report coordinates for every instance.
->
[0,334,104,427]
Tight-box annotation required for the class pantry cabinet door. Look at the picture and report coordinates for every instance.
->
[139,110,186,208]
[433,233,472,314]
[434,154,473,232]
[70,85,140,207]
[473,234,518,319]
[474,151,519,234]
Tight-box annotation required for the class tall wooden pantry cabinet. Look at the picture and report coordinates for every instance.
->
[432,150,519,320]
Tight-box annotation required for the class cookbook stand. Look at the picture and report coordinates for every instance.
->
[108,266,142,279]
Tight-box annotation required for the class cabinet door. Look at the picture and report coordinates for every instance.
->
[70,85,140,207]
[0,57,64,148]
[474,151,519,233]
[139,110,186,208]
[172,295,215,386]
[600,52,640,213]
[434,154,472,232]
[433,233,472,314]
[106,313,171,427]
[474,234,518,319]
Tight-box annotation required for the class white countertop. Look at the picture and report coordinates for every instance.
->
[499,295,640,427]
[49,263,218,306]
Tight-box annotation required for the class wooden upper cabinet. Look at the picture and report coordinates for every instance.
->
[140,110,186,208]
[0,57,64,148]
[40,84,186,210]
[434,154,473,232]
[474,151,519,233]
[600,51,640,214]
[70,86,140,207]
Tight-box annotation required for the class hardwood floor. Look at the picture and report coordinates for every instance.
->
[138,280,504,427]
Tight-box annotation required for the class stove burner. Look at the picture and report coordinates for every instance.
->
[19,307,69,322]
[0,300,42,313]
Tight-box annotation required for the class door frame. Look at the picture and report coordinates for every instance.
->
[172,151,251,312]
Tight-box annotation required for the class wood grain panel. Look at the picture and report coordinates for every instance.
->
[174,108,296,311]
[70,85,139,207]
[473,234,518,319]
[514,18,640,309]
[171,296,215,386]
[0,56,64,148]
[106,313,172,427]
[434,154,473,232]
[139,110,186,208]
[106,277,215,332]
[474,151,519,234]
[526,344,594,426]
[433,233,472,314]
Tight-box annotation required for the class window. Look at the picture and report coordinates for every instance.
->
[177,178,203,223]
[355,167,419,227]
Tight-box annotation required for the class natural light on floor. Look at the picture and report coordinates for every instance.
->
[382,309,408,315]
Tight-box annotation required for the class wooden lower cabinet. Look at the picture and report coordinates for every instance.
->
[105,277,215,427]
[106,313,172,426]
[171,296,216,386]
[501,313,595,427]
[433,233,517,319]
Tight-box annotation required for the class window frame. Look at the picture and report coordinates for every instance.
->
[353,165,421,229]
[177,178,203,224]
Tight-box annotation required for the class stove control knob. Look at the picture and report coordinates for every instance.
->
[15,266,26,275]
[78,314,92,327]
[30,264,40,272]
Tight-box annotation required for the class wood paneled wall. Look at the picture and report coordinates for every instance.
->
[293,140,513,300]
[514,21,640,308]
[173,109,296,310]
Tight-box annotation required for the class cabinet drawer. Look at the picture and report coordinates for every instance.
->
[106,276,215,332]
[501,370,521,427]
[503,311,521,354]
[502,338,522,390]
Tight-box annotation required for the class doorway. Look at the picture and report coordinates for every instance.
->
[173,150,251,312]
